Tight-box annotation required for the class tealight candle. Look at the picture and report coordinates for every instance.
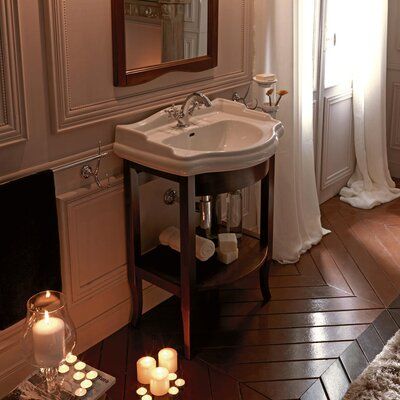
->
[80,379,93,390]
[86,370,98,380]
[73,371,85,382]
[58,364,70,374]
[65,353,77,364]
[32,310,65,366]
[74,388,87,397]
[175,378,185,388]
[74,361,86,371]
[150,367,170,396]
[136,387,147,396]
[136,356,156,384]
[142,395,152,400]
[168,373,177,381]
[168,387,180,395]
[158,348,178,373]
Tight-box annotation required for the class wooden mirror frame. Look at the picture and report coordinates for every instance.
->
[111,0,219,86]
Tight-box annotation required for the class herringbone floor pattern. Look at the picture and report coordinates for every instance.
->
[81,194,400,400]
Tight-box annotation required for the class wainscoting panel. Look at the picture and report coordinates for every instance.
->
[44,0,253,134]
[0,0,27,148]
[320,91,355,194]
[387,0,400,177]
[57,177,173,331]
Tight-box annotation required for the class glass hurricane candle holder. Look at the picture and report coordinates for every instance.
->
[22,290,76,394]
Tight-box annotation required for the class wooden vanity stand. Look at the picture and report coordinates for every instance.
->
[123,156,275,359]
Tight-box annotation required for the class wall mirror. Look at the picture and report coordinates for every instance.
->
[112,0,218,86]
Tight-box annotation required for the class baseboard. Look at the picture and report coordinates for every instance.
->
[0,285,171,397]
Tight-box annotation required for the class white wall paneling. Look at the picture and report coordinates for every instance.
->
[57,177,173,339]
[0,0,27,148]
[44,0,253,134]
[319,91,355,201]
[389,83,400,151]
[387,0,400,177]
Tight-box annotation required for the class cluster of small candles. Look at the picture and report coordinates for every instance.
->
[57,353,99,397]
[136,348,185,398]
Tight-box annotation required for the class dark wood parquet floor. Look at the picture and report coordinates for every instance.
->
[81,194,400,400]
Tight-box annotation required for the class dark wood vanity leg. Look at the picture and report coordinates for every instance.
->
[179,176,197,359]
[259,155,275,303]
[123,160,143,327]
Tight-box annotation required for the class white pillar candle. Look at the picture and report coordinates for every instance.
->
[150,367,170,396]
[158,348,178,373]
[136,356,156,384]
[32,310,65,367]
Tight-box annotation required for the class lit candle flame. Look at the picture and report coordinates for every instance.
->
[44,310,50,324]
[45,291,50,298]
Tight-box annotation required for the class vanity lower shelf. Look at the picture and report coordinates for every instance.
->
[137,233,267,296]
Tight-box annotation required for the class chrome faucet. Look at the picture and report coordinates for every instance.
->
[165,92,212,128]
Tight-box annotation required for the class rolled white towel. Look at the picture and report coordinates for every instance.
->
[159,226,215,262]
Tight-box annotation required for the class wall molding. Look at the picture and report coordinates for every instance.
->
[0,0,27,148]
[390,82,400,151]
[321,91,354,190]
[44,0,252,134]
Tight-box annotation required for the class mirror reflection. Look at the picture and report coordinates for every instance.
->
[124,0,208,71]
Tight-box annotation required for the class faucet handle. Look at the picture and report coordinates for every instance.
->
[165,105,180,119]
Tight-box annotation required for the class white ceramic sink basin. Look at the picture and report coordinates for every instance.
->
[114,98,284,176]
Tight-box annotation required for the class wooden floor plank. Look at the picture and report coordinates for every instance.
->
[199,341,352,365]
[223,360,335,382]
[98,326,129,400]
[138,308,381,335]
[356,325,385,362]
[248,380,316,400]
[219,286,353,303]
[79,342,102,369]
[215,309,381,332]
[301,380,328,400]
[196,325,369,348]
[340,341,368,382]
[321,217,382,305]
[270,262,299,276]
[209,367,242,400]
[320,359,350,400]
[240,384,272,400]
[372,310,399,343]
[344,218,400,289]
[310,243,353,295]
[219,297,381,317]
[389,310,400,329]
[323,210,398,306]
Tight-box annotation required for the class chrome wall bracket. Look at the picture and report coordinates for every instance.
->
[80,142,110,189]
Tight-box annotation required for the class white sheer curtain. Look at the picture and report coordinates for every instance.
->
[339,0,400,209]
[254,0,328,263]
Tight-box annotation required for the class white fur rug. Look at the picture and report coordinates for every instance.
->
[344,329,400,400]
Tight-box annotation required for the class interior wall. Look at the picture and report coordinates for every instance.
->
[387,0,400,178]
[0,0,253,393]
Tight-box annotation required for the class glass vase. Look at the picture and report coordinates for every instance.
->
[22,290,76,394]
